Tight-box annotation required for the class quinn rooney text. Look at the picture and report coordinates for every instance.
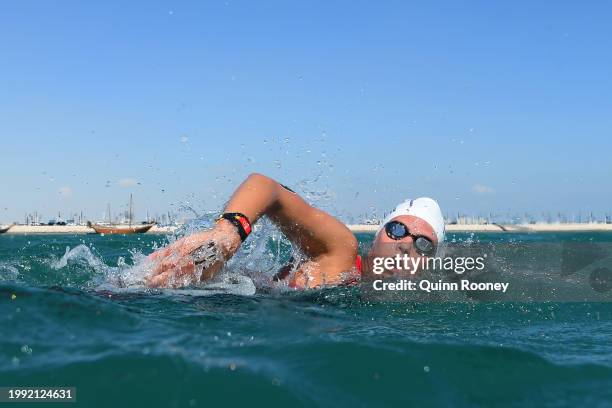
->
[373,279,510,293]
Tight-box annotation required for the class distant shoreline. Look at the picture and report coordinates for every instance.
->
[0,225,177,234]
[2,223,612,234]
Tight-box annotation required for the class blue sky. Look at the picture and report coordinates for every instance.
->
[1,1,611,223]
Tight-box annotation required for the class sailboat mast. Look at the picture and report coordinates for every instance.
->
[129,194,133,227]
[107,203,111,225]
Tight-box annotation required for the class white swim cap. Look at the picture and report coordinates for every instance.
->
[378,197,445,243]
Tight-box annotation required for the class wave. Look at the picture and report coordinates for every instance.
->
[2,337,611,407]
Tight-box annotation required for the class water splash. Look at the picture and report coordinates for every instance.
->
[51,245,107,271]
[227,217,299,290]
[0,262,20,282]
[43,242,260,296]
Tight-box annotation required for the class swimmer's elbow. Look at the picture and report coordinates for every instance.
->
[243,172,282,203]
[246,172,275,186]
[245,172,282,194]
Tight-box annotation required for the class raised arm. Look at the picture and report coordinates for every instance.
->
[146,173,357,288]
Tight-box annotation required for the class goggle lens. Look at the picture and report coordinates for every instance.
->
[415,237,435,256]
[385,221,409,239]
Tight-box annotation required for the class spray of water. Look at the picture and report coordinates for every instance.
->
[0,262,20,282]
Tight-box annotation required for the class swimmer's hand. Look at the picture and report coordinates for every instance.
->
[145,221,241,288]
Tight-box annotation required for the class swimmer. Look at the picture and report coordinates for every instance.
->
[146,173,445,289]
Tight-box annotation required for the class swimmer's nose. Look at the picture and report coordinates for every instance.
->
[398,241,413,254]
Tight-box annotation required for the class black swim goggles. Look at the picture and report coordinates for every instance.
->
[384,220,436,256]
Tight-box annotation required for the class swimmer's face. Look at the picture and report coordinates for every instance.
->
[369,215,438,275]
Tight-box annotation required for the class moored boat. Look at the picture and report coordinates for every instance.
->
[0,224,14,234]
[88,223,154,234]
[89,194,154,234]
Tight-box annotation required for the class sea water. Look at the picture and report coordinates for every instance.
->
[1,232,611,407]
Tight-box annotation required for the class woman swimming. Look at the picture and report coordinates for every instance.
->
[146,173,444,289]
